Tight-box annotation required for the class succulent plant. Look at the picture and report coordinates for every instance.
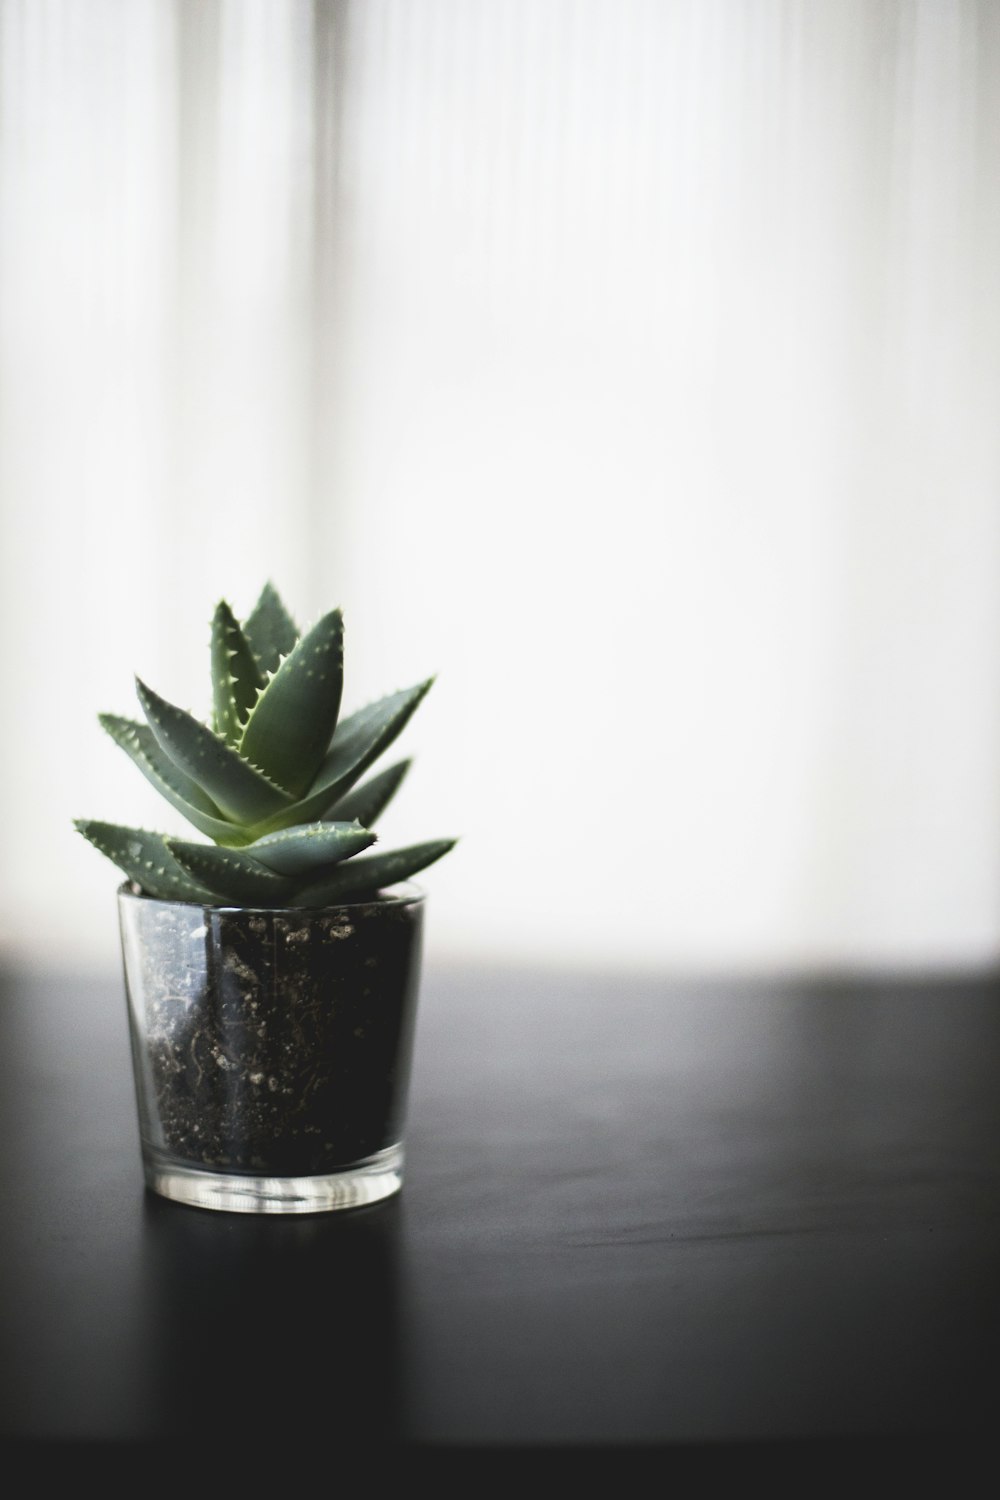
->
[75,583,456,907]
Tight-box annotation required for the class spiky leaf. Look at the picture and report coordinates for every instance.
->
[324,759,411,827]
[244,820,376,876]
[74,820,215,904]
[211,600,265,745]
[243,581,298,677]
[98,715,255,846]
[136,678,295,826]
[287,839,457,906]
[238,609,344,798]
[249,679,434,837]
[166,840,297,905]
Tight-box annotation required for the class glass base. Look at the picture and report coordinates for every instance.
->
[142,1142,405,1215]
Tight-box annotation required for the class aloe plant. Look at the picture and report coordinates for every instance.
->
[75,583,456,907]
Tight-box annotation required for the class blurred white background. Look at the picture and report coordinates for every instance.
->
[1,0,998,975]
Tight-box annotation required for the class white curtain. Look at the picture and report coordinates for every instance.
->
[2,0,998,973]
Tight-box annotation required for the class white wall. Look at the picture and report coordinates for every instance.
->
[2,0,999,974]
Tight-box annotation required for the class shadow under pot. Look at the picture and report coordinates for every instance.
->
[117,881,425,1215]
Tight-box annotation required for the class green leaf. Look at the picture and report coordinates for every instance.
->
[287,838,457,906]
[324,759,411,826]
[136,678,296,827]
[166,839,297,905]
[73,820,216,904]
[243,820,376,877]
[98,715,255,846]
[211,600,265,745]
[249,679,434,837]
[238,608,344,798]
[243,581,299,677]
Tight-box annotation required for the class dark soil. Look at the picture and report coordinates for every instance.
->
[122,893,423,1176]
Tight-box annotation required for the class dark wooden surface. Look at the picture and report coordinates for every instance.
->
[1,958,998,1471]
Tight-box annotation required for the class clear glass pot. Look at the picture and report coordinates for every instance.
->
[117,882,424,1215]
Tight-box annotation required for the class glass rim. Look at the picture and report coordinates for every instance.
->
[115,878,427,916]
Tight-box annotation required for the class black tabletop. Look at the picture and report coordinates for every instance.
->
[1,958,998,1472]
